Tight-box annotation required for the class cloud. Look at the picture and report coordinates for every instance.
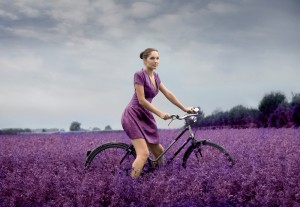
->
[130,2,157,18]
[207,1,238,14]
[0,54,43,73]
[0,9,19,20]
[0,0,300,130]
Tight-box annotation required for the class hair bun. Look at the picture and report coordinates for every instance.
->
[139,48,158,60]
[139,51,144,59]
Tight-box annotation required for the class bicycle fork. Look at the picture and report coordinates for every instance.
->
[120,145,135,164]
[194,143,203,163]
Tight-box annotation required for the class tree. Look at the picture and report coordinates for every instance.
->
[292,105,300,126]
[210,110,229,127]
[268,103,293,128]
[0,128,32,135]
[291,93,300,126]
[228,105,248,127]
[258,91,287,126]
[291,93,300,105]
[197,109,229,128]
[104,125,112,131]
[259,91,287,116]
[92,127,101,131]
[247,108,261,128]
[70,121,81,131]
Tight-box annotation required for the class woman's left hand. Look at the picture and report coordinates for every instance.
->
[184,107,194,114]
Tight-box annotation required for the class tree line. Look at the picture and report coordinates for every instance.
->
[0,123,112,135]
[69,121,112,132]
[195,91,300,129]
[1,91,299,135]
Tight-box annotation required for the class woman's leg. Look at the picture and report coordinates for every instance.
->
[130,138,149,178]
[147,143,165,166]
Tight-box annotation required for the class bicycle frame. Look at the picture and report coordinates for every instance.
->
[149,124,197,163]
[85,107,234,172]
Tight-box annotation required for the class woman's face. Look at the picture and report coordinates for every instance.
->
[144,51,159,70]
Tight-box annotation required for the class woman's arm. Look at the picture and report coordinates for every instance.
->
[159,82,192,113]
[135,83,169,119]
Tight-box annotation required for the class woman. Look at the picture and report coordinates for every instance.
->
[121,48,193,178]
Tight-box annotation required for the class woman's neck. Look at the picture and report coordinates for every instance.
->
[144,68,154,77]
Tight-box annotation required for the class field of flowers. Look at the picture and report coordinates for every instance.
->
[1,128,300,206]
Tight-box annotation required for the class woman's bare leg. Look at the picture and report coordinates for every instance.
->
[147,143,165,166]
[130,138,149,178]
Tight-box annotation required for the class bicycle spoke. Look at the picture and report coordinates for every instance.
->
[182,140,235,169]
[86,144,135,176]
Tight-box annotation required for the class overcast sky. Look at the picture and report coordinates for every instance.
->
[1,0,299,130]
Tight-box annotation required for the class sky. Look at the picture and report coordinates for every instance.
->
[0,0,300,131]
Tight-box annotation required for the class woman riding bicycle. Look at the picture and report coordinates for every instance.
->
[121,48,193,178]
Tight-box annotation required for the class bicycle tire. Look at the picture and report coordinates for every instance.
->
[182,140,235,168]
[84,142,136,175]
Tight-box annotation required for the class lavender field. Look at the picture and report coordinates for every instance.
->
[1,128,300,206]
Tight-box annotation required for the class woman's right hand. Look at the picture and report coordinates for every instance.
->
[161,113,171,120]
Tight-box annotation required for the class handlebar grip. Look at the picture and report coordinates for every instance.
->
[170,115,180,119]
[192,107,200,113]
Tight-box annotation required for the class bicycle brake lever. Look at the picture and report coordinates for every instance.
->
[168,115,179,126]
[168,119,174,126]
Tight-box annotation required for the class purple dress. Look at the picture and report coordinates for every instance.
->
[121,69,161,144]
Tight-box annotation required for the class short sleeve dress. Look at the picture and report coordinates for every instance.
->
[121,69,161,144]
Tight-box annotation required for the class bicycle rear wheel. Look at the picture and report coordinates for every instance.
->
[85,142,136,175]
[182,140,235,169]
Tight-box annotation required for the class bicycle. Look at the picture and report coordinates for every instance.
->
[84,107,235,175]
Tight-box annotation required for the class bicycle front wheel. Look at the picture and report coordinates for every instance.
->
[182,140,235,169]
[85,142,136,175]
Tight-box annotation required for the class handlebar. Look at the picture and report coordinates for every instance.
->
[168,107,201,126]
[170,113,197,120]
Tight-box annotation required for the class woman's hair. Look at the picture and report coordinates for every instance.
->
[139,48,158,60]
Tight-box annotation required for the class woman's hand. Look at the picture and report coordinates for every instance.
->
[160,113,171,120]
[184,107,194,114]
